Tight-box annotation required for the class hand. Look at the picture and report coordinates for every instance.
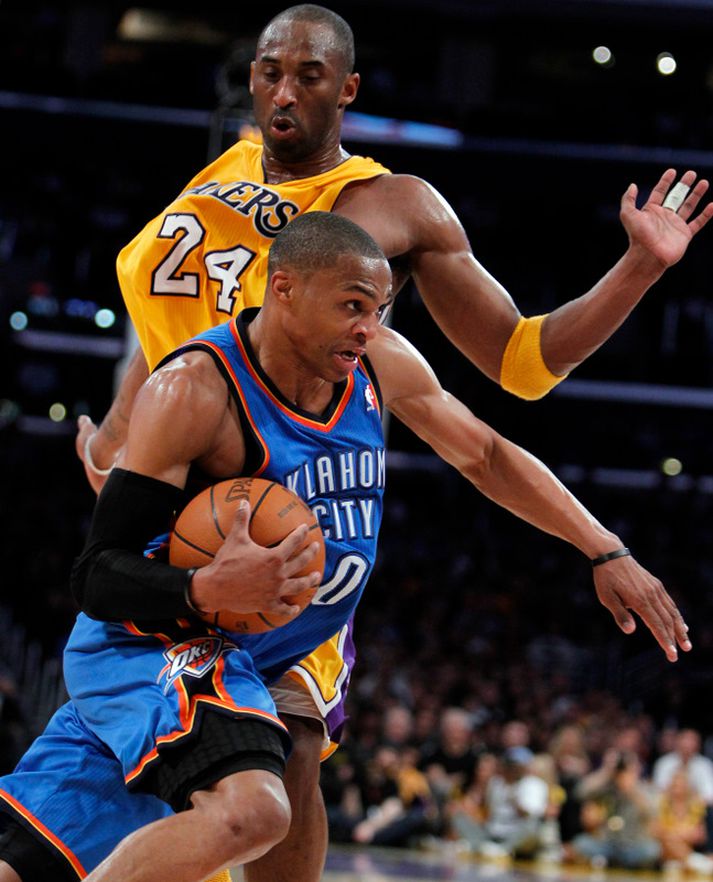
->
[620,169,713,268]
[191,499,322,617]
[592,553,691,662]
[76,415,116,494]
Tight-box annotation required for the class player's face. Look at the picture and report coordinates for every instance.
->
[250,21,358,163]
[287,255,392,382]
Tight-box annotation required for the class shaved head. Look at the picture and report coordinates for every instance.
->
[258,4,355,74]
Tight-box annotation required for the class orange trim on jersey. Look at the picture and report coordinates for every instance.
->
[230,320,355,431]
[125,703,288,785]
[186,337,271,475]
[0,788,87,878]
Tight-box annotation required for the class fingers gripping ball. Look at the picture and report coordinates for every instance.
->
[169,477,325,633]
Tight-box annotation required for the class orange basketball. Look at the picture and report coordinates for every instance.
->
[169,477,325,634]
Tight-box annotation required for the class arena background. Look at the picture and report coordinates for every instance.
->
[2,0,713,844]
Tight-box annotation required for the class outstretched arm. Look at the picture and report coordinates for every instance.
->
[342,169,712,394]
[539,168,713,375]
[370,326,691,661]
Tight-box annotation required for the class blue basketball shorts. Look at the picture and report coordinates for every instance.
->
[0,613,290,877]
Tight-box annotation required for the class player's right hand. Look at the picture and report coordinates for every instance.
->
[592,553,691,662]
[190,500,322,616]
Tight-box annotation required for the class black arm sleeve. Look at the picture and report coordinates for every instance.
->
[71,467,195,621]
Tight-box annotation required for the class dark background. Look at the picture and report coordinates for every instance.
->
[2,0,713,762]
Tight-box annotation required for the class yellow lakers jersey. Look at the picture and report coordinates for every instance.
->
[117,140,391,369]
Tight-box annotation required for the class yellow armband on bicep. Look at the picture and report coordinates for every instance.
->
[499,314,567,400]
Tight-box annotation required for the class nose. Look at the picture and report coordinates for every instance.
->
[273,76,297,108]
[354,313,379,341]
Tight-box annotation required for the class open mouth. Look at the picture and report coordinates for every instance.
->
[270,115,296,136]
[335,349,362,366]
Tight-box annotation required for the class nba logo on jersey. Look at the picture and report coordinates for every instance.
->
[364,385,376,412]
[159,636,236,692]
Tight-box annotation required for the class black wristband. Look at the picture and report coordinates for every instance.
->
[183,568,203,615]
[591,547,631,567]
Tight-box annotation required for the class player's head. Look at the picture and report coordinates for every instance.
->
[265,211,392,381]
[250,5,359,162]
[267,210,385,277]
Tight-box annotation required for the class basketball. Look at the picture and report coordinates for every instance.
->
[169,477,325,634]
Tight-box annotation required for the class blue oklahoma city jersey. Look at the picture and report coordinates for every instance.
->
[178,309,385,681]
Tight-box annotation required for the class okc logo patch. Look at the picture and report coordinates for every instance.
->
[158,636,236,692]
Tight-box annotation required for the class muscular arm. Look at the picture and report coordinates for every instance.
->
[369,326,691,661]
[337,170,712,385]
[72,353,320,621]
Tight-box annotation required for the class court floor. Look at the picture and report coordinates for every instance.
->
[230,844,662,882]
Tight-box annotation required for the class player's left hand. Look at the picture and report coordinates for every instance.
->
[592,553,691,662]
[620,169,713,267]
[76,415,116,495]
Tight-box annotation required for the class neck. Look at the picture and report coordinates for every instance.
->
[247,312,334,413]
[261,138,350,185]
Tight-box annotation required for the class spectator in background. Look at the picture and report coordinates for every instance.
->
[529,752,567,861]
[548,723,593,844]
[651,769,711,876]
[501,719,531,751]
[567,748,661,870]
[419,707,480,810]
[350,745,435,847]
[449,746,549,860]
[380,705,415,751]
[446,751,499,847]
[653,728,713,851]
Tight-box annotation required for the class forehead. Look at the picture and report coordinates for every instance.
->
[304,253,392,298]
[257,20,340,65]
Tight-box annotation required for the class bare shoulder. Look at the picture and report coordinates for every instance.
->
[337,172,444,213]
[137,350,227,424]
[335,173,467,257]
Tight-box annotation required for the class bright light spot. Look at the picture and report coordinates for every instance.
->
[94,308,116,329]
[9,311,28,331]
[593,46,613,65]
[661,457,683,476]
[657,52,677,75]
[49,402,67,422]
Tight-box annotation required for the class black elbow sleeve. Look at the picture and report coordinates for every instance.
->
[71,468,195,621]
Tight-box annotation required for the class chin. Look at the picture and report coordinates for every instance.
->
[265,135,313,163]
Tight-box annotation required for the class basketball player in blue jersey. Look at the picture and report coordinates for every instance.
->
[0,212,691,882]
[75,8,712,880]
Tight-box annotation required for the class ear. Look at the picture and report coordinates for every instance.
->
[249,61,255,95]
[270,270,294,303]
[338,72,360,109]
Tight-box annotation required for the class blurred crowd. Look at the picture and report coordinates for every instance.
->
[323,705,713,876]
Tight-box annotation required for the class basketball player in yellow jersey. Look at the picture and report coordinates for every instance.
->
[118,140,389,372]
[75,6,713,882]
